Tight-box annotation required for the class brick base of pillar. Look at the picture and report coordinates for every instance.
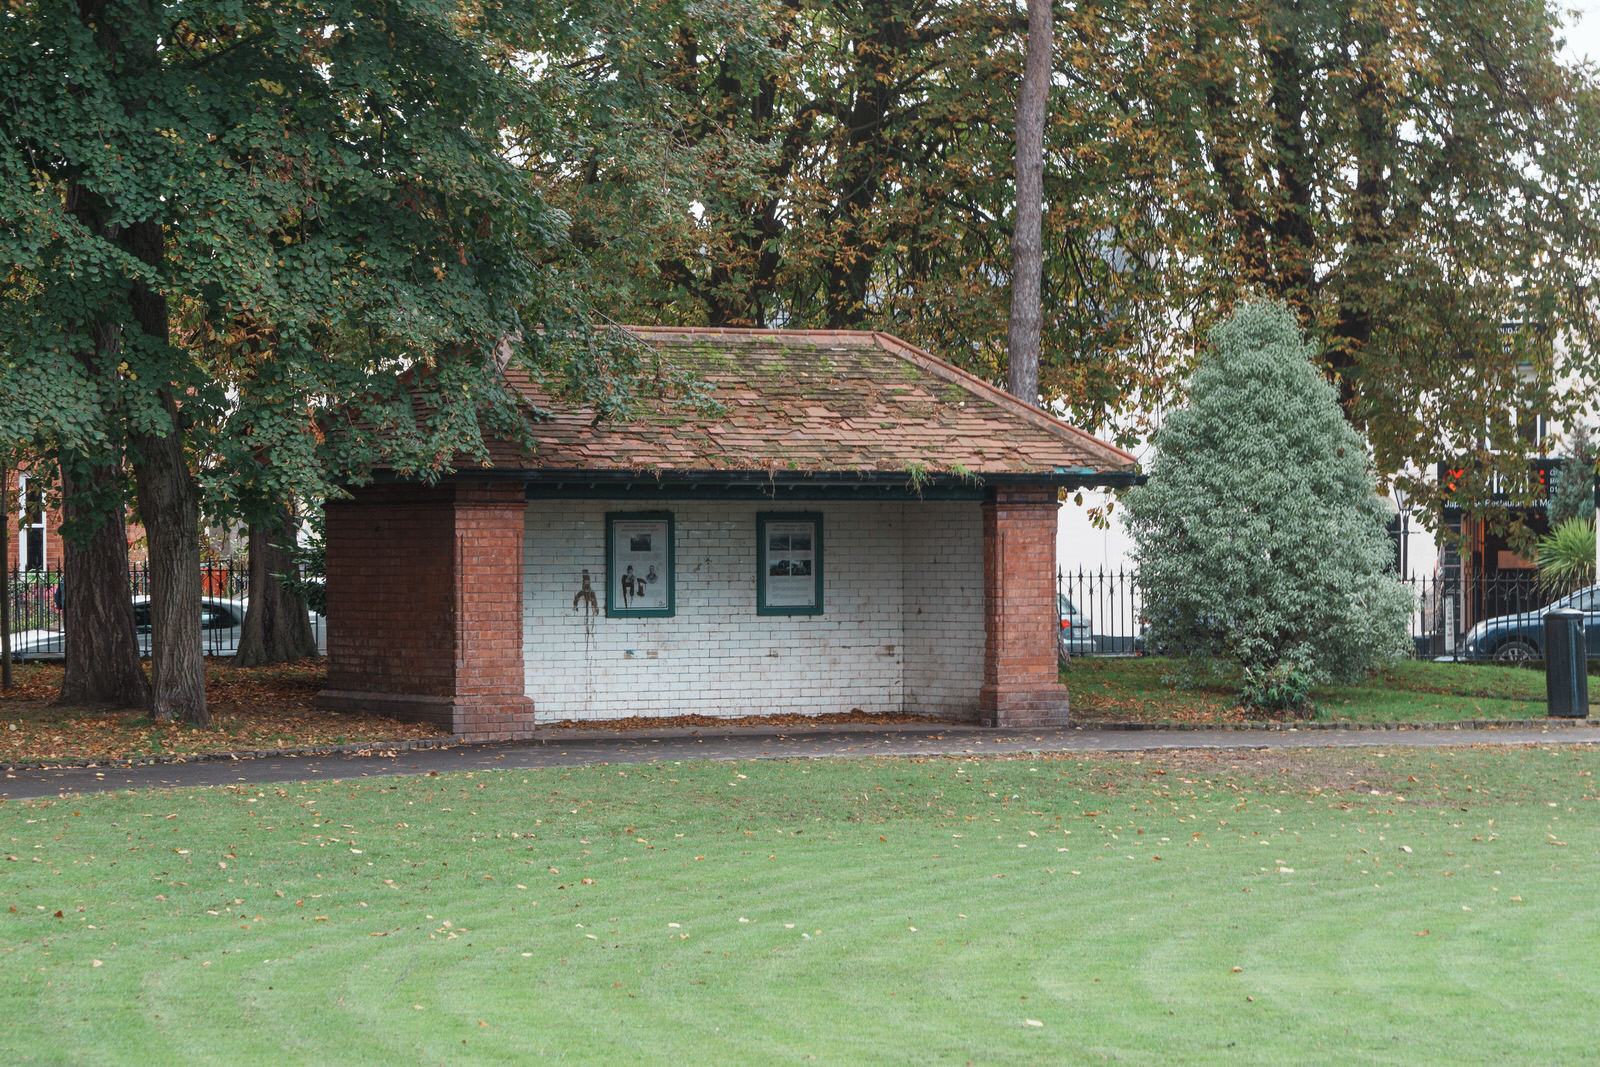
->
[977,684,1070,727]
[315,690,538,743]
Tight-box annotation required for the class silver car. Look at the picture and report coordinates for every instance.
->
[8,597,324,660]
[1058,593,1096,659]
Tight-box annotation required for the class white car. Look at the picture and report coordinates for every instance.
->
[8,597,324,660]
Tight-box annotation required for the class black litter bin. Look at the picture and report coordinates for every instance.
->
[1545,607,1589,719]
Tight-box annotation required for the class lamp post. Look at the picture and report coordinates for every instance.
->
[1391,483,1410,577]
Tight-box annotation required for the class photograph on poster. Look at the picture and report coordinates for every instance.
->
[758,512,822,613]
[608,513,673,616]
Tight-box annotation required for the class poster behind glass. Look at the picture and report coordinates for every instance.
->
[609,515,672,615]
[760,514,821,612]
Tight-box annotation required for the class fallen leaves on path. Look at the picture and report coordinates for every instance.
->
[0,664,965,764]
[0,661,446,765]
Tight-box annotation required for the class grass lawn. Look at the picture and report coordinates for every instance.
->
[1067,655,1562,724]
[3,747,1600,1063]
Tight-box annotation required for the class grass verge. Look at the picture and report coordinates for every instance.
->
[2,747,1599,1063]
[1067,655,1560,724]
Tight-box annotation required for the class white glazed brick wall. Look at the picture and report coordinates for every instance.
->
[523,498,984,721]
[902,502,984,715]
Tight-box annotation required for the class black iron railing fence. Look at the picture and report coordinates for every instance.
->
[8,557,1560,664]
[5,565,67,635]
[5,560,323,656]
[1057,566,1553,661]
[6,561,250,632]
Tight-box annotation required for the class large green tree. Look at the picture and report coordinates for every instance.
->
[526,0,1600,497]
[1052,0,1600,488]
[523,0,1023,351]
[0,0,561,723]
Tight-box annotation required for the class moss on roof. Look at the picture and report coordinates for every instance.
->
[481,328,1136,477]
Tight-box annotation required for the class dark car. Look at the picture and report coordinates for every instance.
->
[1452,585,1600,663]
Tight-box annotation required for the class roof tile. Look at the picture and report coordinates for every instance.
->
[483,328,1135,477]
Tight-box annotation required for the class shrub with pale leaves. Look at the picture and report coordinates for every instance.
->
[1122,301,1413,705]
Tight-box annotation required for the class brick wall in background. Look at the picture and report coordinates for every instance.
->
[4,473,64,572]
[4,466,149,571]
[523,499,984,721]
[323,488,457,710]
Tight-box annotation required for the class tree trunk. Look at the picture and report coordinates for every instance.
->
[1,463,10,691]
[132,407,207,726]
[1007,0,1052,407]
[1326,16,1395,416]
[57,0,175,715]
[235,508,316,666]
[822,1,908,328]
[56,458,150,708]
[1264,28,1315,312]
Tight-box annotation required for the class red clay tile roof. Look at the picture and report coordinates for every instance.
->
[479,327,1135,479]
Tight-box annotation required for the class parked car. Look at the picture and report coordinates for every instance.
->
[1058,593,1096,659]
[8,597,325,661]
[1449,585,1600,663]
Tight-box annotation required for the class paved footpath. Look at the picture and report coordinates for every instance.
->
[4,720,1600,800]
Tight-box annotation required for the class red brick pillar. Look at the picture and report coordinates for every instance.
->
[316,481,535,742]
[979,484,1068,726]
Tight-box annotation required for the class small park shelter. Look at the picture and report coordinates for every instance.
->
[316,328,1137,741]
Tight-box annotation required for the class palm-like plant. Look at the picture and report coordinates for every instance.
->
[1537,518,1597,596]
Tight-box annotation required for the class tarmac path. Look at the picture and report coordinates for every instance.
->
[4,720,1600,800]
